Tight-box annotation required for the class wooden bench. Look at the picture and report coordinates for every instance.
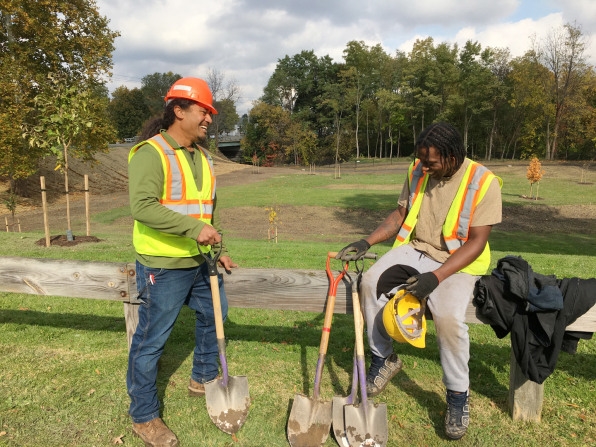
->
[1,256,594,422]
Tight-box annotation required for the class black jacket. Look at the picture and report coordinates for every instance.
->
[473,255,596,384]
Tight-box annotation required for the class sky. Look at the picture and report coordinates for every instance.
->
[94,0,596,115]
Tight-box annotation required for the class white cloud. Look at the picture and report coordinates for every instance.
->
[95,0,596,115]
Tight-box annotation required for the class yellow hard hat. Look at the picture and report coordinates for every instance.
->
[382,288,426,348]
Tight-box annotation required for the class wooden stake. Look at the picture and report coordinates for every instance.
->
[84,175,90,236]
[4,216,8,232]
[40,176,50,247]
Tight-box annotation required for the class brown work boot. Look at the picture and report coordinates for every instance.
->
[188,376,221,396]
[132,417,179,447]
[188,378,205,396]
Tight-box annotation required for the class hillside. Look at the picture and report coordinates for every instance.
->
[1,149,595,243]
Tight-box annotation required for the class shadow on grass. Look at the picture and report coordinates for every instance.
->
[2,305,595,420]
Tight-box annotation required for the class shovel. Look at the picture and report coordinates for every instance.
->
[332,352,358,447]
[287,252,349,447]
[344,259,388,447]
[331,260,371,447]
[200,243,250,435]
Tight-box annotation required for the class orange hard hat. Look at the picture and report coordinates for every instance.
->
[164,77,218,114]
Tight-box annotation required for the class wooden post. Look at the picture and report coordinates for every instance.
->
[508,349,544,422]
[40,176,51,247]
[4,216,8,232]
[64,150,72,241]
[84,175,90,236]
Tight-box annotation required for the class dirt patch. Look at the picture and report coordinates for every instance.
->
[35,235,103,246]
[1,149,595,244]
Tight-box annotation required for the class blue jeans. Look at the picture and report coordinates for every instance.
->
[127,260,228,423]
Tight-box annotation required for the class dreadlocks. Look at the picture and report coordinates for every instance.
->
[415,122,466,175]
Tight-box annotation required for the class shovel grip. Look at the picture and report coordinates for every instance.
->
[319,293,336,355]
[210,273,229,383]
[210,275,225,340]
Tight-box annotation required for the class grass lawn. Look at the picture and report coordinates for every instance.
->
[0,159,595,446]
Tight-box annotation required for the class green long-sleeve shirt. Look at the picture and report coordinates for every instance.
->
[128,130,227,268]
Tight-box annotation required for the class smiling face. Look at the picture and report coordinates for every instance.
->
[167,102,213,148]
[416,146,457,180]
[181,103,213,144]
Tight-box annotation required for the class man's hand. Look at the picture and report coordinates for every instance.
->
[405,272,439,299]
[218,256,238,274]
[335,239,371,261]
[197,224,221,246]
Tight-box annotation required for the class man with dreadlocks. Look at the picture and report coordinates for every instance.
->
[336,122,502,440]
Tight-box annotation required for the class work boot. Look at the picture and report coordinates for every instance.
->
[366,352,403,397]
[188,376,221,397]
[132,417,179,447]
[445,390,470,440]
[188,378,205,396]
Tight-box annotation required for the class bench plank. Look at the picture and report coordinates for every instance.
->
[0,257,594,330]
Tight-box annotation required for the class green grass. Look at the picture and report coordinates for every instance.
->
[218,172,403,210]
[0,160,595,446]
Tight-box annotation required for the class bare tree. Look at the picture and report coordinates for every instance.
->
[206,68,241,148]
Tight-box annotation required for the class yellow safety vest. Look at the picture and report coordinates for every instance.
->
[394,159,502,276]
[129,134,215,257]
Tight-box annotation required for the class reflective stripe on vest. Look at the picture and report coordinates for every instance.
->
[396,160,428,244]
[148,135,216,220]
[129,135,216,258]
[393,159,501,275]
[443,163,494,252]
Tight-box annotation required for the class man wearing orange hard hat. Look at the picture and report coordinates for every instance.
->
[126,77,235,446]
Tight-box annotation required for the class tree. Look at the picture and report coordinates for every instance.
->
[401,38,456,140]
[213,98,240,135]
[481,47,511,160]
[261,50,338,141]
[141,72,182,117]
[526,157,544,199]
[508,54,553,159]
[0,0,118,194]
[241,101,316,166]
[108,86,151,140]
[206,67,241,149]
[24,73,109,238]
[454,41,495,152]
[533,22,589,160]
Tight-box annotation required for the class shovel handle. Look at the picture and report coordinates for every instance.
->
[349,262,371,412]
[312,253,349,399]
[319,253,349,355]
[198,240,229,384]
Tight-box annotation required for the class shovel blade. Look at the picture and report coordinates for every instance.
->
[287,393,332,447]
[205,375,250,434]
[332,396,356,447]
[344,401,388,447]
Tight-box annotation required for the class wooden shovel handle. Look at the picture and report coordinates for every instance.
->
[210,274,225,340]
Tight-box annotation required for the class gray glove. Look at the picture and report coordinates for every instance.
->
[335,239,371,261]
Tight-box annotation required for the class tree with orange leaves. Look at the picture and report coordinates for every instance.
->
[526,157,545,200]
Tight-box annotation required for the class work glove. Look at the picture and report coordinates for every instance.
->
[335,239,371,261]
[405,272,439,300]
